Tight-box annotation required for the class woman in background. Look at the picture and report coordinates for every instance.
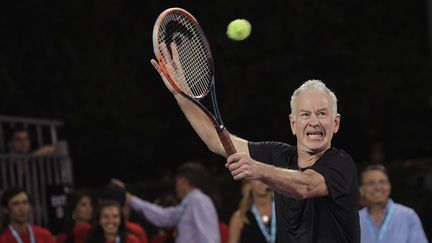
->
[228,180,276,243]
[85,200,139,243]
[56,190,93,243]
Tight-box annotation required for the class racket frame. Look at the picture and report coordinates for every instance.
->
[152,7,237,156]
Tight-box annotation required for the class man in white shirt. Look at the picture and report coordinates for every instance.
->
[115,162,220,243]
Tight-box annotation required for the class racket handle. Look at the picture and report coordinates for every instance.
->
[218,129,237,156]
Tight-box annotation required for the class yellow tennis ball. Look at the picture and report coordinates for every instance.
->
[226,19,252,41]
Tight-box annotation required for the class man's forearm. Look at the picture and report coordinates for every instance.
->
[130,196,179,228]
[259,163,327,199]
[174,94,226,156]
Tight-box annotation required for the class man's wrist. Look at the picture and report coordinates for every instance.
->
[257,162,269,181]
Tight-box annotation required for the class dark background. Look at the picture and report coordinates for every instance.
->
[1,0,432,235]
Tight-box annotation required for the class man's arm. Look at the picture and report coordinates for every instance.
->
[151,59,249,157]
[226,153,328,199]
[407,209,429,243]
[129,195,181,228]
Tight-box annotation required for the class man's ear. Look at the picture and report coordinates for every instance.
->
[177,176,186,185]
[2,207,9,215]
[333,114,341,134]
[289,114,296,135]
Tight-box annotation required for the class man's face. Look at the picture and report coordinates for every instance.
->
[360,170,391,206]
[175,176,187,199]
[8,131,31,154]
[290,89,340,154]
[5,192,30,225]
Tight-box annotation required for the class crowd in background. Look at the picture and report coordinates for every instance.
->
[0,164,429,243]
[0,124,430,243]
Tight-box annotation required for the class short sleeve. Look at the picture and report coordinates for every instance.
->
[248,141,294,167]
[407,208,428,243]
[311,149,357,200]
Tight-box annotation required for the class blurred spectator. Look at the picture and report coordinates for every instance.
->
[84,200,140,243]
[56,190,93,243]
[219,221,229,243]
[6,126,55,156]
[7,127,31,155]
[228,180,275,243]
[150,195,177,243]
[115,162,220,243]
[0,187,55,243]
[100,183,149,243]
[359,164,428,243]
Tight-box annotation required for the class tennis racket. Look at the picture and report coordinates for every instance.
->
[152,7,236,156]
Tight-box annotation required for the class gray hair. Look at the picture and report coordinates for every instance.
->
[290,79,338,117]
[360,164,389,185]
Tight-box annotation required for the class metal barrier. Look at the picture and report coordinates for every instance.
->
[0,154,73,227]
[0,115,63,153]
[0,115,73,228]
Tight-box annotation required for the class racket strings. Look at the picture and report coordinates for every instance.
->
[158,12,213,98]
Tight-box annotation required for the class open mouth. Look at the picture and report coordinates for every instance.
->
[372,191,384,197]
[306,131,324,138]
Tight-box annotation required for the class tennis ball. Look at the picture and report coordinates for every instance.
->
[226,19,252,41]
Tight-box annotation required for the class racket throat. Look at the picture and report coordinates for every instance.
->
[210,85,225,126]
[215,124,226,133]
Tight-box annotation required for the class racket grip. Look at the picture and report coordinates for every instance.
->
[218,129,237,156]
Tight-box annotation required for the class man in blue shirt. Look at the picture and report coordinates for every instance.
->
[114,162,220,243]
[359,164,428,243]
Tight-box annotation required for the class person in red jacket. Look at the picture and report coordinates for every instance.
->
[56,190,94,243]
[99,183,148,243]
[84,200,140,243]
[0,187,55,243]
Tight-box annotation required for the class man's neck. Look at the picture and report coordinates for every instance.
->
[368,201,388,225]
[297,149,325,168]
[10,222,29,234]
[180,186,196,200]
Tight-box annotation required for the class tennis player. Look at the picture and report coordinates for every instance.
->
[152,51,360,243]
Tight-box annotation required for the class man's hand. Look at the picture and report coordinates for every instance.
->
[150,58,178,95]
[226,153,264,180]
[111,178,133,205]
[151,43,188,96]
[111,178,126,188]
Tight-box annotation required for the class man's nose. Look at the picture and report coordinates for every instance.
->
[308,114,320,126]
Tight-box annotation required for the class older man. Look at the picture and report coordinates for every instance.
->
[359,164,428,243]
[152,55,360,243]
